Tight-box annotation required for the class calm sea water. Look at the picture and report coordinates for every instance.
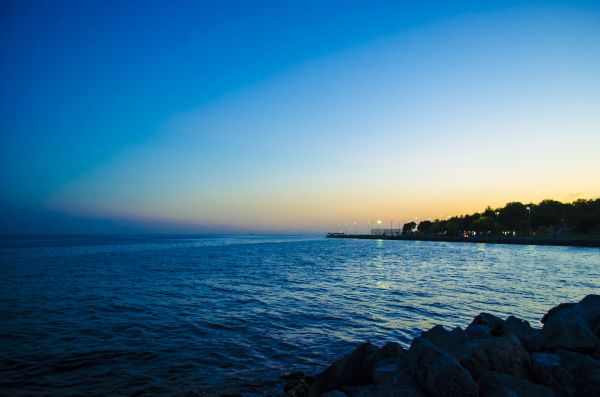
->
[1,235,599,396]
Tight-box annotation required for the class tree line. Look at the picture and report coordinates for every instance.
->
[403,198,600,236]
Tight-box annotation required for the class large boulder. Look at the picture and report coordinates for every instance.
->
[530,352,576,397]
[309,343,377,397]
[539,295,600,327]
[420,325,470,358]
[285,380,311,397]
[372,360,398,386]
[465,324,494,340]
[542,303,577,323]
[477,371,555,397]
[355,342,426,397]
[531,295,600,353]
[471,313,505,329]
[353,371,426,397]
[578,294,600,329]
[503,315,540,347]
[308,341,407,396]
[460,334,530,380]
[321,391,347,397]
[465,313,504,340]
[282,372,314,397]
[405,337,478,397]
[463,313,540,347]
[369,342,405,385]
[557,349,600,397]
[370,342,405,365]
[530,317,598,353]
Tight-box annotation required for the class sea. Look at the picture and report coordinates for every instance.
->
[0,234,598,396]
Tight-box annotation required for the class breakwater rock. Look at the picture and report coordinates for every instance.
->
[282,295,600,397]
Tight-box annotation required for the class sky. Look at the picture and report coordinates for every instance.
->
[1,0,600,233]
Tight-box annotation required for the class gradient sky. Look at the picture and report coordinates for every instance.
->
[1,0,600,233]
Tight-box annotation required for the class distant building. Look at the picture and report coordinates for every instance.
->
[370,228,402,236]
[327,232,346,237]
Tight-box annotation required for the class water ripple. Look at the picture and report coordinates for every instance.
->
[0,235,598,396]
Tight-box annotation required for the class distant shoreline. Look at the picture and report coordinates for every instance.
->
[326,233,600,247]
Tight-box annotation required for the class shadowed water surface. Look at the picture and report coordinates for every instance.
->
[0,235,599,396]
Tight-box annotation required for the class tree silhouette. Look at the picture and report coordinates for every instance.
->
[411,198,599,236]
[417,220,433,233]
[402,221,416,234]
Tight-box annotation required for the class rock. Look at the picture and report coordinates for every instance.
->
[503,316,540,347]
[282,371,308,381]
[405,337,478,397]
[321,391,347,397]
[283,372,313,397]
[368,342,405,384]
[285,382,310,397]
[282,371,316,397]
[371,342,405,364]
[477,371,555,397]
[531,314,599,354]
[354,371,426,397]
[542,303,577,323]
[530,352,576,397]
[368,345,426,397]
[460,334,530,380]
[465,313,505,340]
[372,360,397,385]
[557,349,600,397]
[532,295,600,354]
[182,392,204,397]
[309,343,377,397]
[472,313,505,328]
[465,324,494,340]
[420,325,469,358]
[533,319,598,353]
[593,345,600,361]
[579,294,600,329]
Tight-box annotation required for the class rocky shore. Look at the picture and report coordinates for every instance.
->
[281,295,600,397]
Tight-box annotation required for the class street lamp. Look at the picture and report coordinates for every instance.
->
[526,207,531,235]
[367,221,371,235]
[353,222,357,235]
[377,220,382,236]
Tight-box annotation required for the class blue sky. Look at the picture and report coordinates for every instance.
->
[1,1,600,233]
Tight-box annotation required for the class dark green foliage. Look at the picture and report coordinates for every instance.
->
[444,221,460,235]
[417,220,433,233]
[422,198,600,236]
[402,221,417,234]
[470,215,497,234]
[499,202,529,232]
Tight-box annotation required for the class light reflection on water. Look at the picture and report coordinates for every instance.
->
[0,235,598,396]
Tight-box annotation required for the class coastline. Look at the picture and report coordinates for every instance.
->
[281,295,600,397]
[326,234,600,248]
